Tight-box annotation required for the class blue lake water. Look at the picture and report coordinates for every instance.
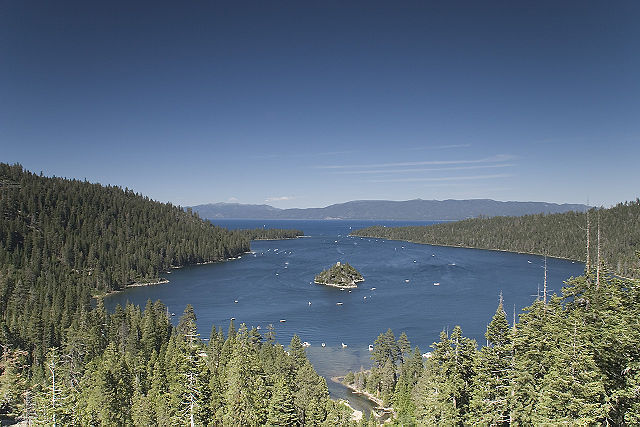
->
[105,219,585,414]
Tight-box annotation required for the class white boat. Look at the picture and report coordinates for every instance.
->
[341,343,348,348]
[321,342,326,347]
[336,302,343,305]
[256,326,261,330]
[433,282,440,286]
[308,301,312,305]
[405,279,410,283]
[371,287,376,290]
[368,345,374,351]
[302,341,311,348]
[280,319,286,322]
[234,300,238,303]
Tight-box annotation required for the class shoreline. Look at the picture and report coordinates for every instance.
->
[250,236,304,241]
[350,234,584,263]
[331,376,395,420]
[335,399,363,422]
[95,253,247,299]
[313,279,362,289]
[92,232,306,301]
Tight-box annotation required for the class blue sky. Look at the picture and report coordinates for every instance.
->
[2,1,638,208]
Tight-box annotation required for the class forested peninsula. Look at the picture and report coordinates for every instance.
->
[0,163,353,426]
[351,200,640,278]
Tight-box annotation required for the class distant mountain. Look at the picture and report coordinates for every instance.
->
[190,199,589,221]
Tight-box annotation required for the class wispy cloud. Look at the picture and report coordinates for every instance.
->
[408,143,472,151]
[254,150,356,160]
[265,196,295,202]
[316,154,516,170]
[367,173,512,183]
[331,163,515,175]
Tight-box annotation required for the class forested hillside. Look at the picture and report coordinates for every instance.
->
[1,163,339,425]
[0,163,251,293]
[352,201,640,278]
[345,271,640,425]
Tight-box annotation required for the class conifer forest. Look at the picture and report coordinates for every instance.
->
[1,163,639,425]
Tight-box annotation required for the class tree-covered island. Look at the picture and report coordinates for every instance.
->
[314,262,364,288]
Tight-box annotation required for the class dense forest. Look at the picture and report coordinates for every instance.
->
[345,270,640,425]
[351,200,640,278]
[1,300,355,425]
[3,162,639,425]
[1,163,335,425]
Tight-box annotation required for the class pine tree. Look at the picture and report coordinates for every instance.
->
[534,321,606,424]
[223,340,268,426]
[294,360,329,425]
[467,300,513,425]
[413,326,476,426]
[266,376,297,426]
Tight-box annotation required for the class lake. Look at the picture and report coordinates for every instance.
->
[105,219,585,414]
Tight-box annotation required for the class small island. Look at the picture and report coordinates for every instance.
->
[314,261,364,288]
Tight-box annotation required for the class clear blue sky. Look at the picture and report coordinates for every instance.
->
[2,1,638,208]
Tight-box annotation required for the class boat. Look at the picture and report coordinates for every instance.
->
[234,300,238,303]
[256,326,261,330]
[321,342,326,347]
[336,302,343,305]
[405,279,410,283]
[308,301,312,305]
[341,343,348,348]
[302,341,311,348]
[368,345,374,351]
[433,282,440,286]
[527,260,532,264]
[280,319,286,322]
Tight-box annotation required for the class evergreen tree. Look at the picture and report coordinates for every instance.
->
[413,326,476,426]
[266,376,298,426]
[534,321,606,424]
[467,300,513,425]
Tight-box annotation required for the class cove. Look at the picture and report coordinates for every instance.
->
[104,219,585,415]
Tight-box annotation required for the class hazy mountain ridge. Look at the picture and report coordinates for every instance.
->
[191,199,589,221]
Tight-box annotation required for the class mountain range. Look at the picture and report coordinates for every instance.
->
[190,199,589,221]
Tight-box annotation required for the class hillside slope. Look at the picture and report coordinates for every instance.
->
[352,201,640,278]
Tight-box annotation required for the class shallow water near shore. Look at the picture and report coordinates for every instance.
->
[105,219,584,415]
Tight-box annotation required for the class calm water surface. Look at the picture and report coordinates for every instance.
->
[105,219,585,414]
